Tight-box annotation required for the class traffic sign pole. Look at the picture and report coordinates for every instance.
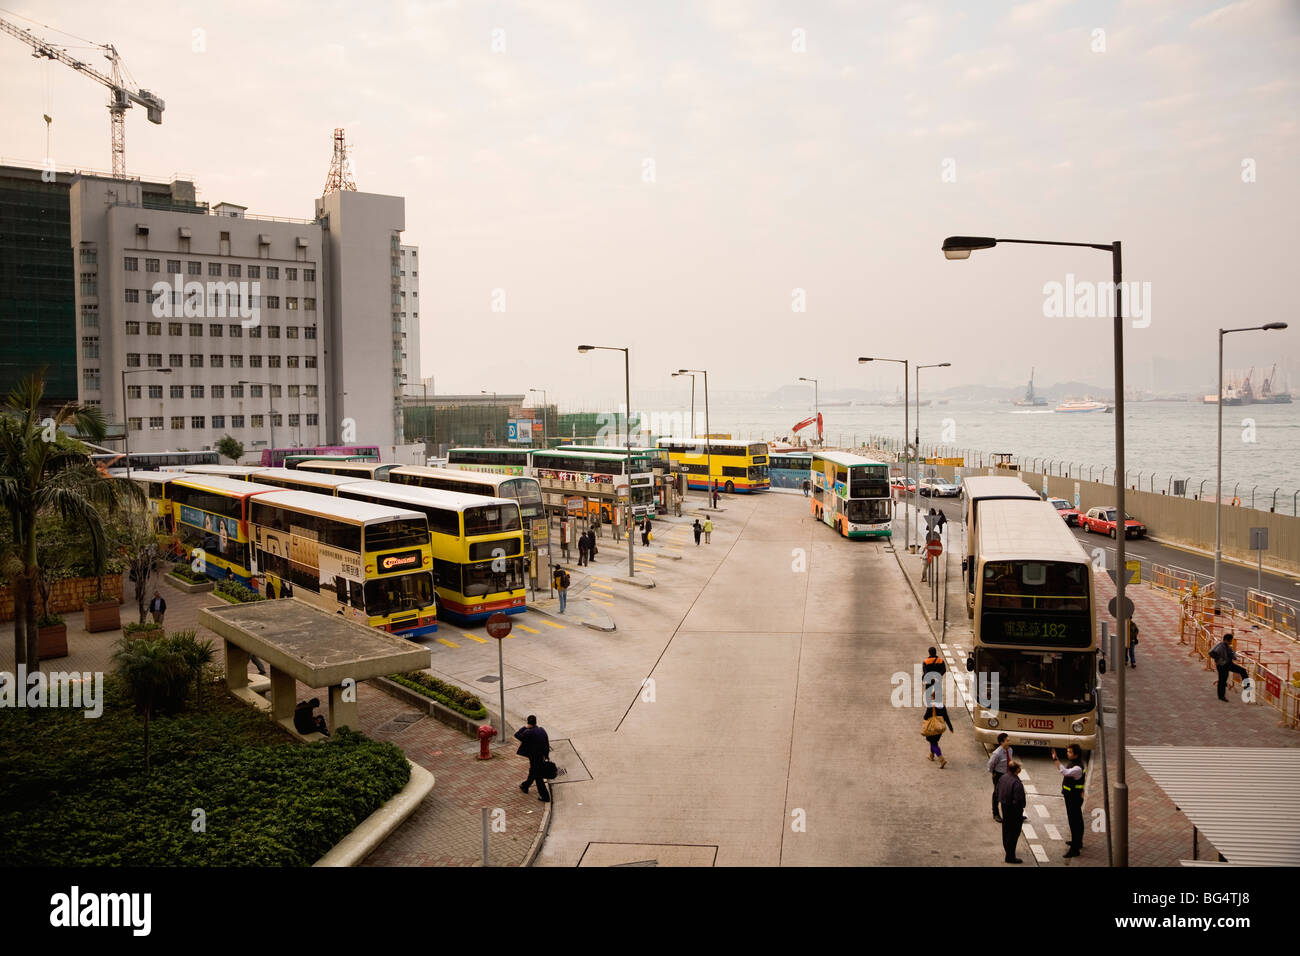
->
[486,613,513,742]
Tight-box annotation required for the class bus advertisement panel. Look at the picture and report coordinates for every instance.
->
[446,448,530,476]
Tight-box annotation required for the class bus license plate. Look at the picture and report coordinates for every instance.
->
[1022,738,1050,747]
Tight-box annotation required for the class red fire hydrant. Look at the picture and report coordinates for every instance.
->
[477,724,498,760]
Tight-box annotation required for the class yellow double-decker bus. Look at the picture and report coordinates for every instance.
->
[654,438,770,493]
[969,498,1098,750]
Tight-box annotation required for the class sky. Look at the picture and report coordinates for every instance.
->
[2,0,1298,410]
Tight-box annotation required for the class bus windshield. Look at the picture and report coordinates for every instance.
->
[364,519,430,552]
[973,647,1095,714]
[981,560,1089,611]
[463,557,526,596]
[846,498,892,523]
[364,572,435,615]
[465,504,521,535]
[850,468,890,499]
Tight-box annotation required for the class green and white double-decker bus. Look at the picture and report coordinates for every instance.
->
[809,451,892,538]
[529,448,655,523]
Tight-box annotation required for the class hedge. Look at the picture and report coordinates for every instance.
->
[389,672,487,719]
[214,578,264,603]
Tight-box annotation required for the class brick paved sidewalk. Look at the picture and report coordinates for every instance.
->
[2,572,545,867]
[1090,575,1300,865]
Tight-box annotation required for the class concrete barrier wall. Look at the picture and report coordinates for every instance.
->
[918,465,1300,574]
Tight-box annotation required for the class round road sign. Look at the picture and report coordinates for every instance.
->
[485,612,512,640]
[926,538,943,557]
[1107,596,1135,620]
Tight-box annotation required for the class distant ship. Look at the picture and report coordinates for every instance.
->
[1015,367,1048,407]
[1258,364,1293,404]
[1055,399,1108,413]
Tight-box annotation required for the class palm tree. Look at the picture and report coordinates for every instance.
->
[0,370,136,671]
[167,630,216,704]
[113,636,190,773]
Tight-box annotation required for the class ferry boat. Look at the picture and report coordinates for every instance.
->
[1054,400,1107,413]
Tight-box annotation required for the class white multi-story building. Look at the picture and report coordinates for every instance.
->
[70,173,409,455]
[398,244,421,391]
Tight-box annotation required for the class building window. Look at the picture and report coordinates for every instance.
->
[189,385,203,398]
[207,323,222,337]
[268,355,281,368]
[145,289,161,305]
[148,385,163,399]
[267,325,280,339]
[288,414,300,427]
[286,326,298,339]
[286,268,297,280]
[303,298,316,311]
[248,325,261,338]
[211,415,225,428]
[80,305,99,328]
[226,264,240,277]
[266,266,279,279]
[287,355,299,368]
[126,353,141,367]
[211,355,224,368]
[304,326,316,340]
[145,258,160,273]
[190,323,203,336]
[128,417,142,431]
[247,265,260,279]
[167,322,181,336]
[126,384,141,399]
[191,416,205,429]
[80,274,97,296]
[265,296,280,310]
[124,289,139,303]
[272,414,282,427]
[147,353,163,367]
[170,385,184,399]
[125,321,140,335]
[271,385,282,397]
[82,369,101,391]
[231,414,244,428]
[286,298,299,311]
[187,261,202,275]
[208,262,221,276]
[304,268,315,281]
[166,259,181,274]
[230,354,243,368]
[304,356,317,369]
[249,355,262,368]
[190,354,204,367]
[147,321,162,335]
[124,257,139,271]
[228,324,242,337]
[305,385,318,397]
[80,248,97,265]
[207,387,222,401]
[169,353,183,366]
[149,416,163,430]
[81,336,99,359]
[288,384,300,397]
[306,413,318,426]
[250,385,264,398]
[251,414,264,429]
[171,416,185,430]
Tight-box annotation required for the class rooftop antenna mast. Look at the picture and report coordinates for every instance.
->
[323,127,357,194]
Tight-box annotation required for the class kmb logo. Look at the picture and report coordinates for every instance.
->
[1017,718,1055,730]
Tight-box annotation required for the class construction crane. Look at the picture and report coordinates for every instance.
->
[0,15,164,179]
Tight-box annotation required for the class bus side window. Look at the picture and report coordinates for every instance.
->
[332,575,347,600]
[350,579,365,609]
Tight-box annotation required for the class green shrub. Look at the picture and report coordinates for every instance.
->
[169,564,207,583]
[215,577,264,603]
[390,671,486,718]
[123,620,163,635]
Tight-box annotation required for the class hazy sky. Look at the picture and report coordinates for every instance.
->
[2,0,1297,409]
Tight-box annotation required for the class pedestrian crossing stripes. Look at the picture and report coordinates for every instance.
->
[1022,824,1037,840]
[1030,844,1050,863]
[1035,804,1050,819]
[1044,823,1061,841]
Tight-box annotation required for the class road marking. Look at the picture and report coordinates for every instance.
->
[1022,824,1037,840]
[1019,769,1032,781]
[460,632,488,644]
[591,575,612,582]
[435,637,459,648]
[514,623,539,634]
[1031,844,1050,863]
[595,599,615,607]
[1035,804,1050,819]
[1044,824,1062,841]
[1023,784,1039,794]
[538,619,566,629]
[590,583,614,592]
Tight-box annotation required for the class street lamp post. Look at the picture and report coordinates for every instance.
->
[1215,323,1288,607]
[238,380,275,453]
[480,390,499,446]
[121,367,173,479]
[916,362,952,492]
[672,371,696,437]
[859,357,909,551]
[941,233,1131,865]
[678,369,712,502]
[579,346,635,577]
[798,377,819,446]
[528,388,548,449]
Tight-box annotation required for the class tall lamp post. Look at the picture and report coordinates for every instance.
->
[528,387,548,449]
[578,345,635,577]
[678,368,712,501]
[916,362,952,473]
[798,376,819,446]
[941,233,1131,865]
[1215,323,1288,607]
[423,375,436,454]
[237,379,275,455]
[121,367,173,479]
[859,357,909,552]
[672,371,696,437]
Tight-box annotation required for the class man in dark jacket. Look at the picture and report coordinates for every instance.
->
[921,647,953,731]
[515,715,551,802]
[998,760,1027,863]
[1212,632,1250,701]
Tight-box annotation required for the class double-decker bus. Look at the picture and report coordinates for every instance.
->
[153,474,269,584]
[969,498,1098,750]
[389,466,545,551]
[129,470,185,533]
[555,445,674,514]
[248,489,437,636]
[179,464,269,480]
[655,438,770,493]
[296,459,398,481]
[94,450,218,473]
[529,448,655,523]
[446,447,531,476]
[282,453,379,470]
[961,476,1041,616]
[770,451,813,490]
[257,445,380,468]
[809,451,892,538]
[337,481,527,624]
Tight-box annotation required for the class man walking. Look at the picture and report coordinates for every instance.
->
[1211,632,1250,701]
[586,529,598,563]
[553,566,569,614]
[149,590,167,627]
[703,517,714,544]
[711,483,719,508]
[987,733,1013,822]
[922,647,953,731]
[577,530,589,567]
[998,760,1027,864]
[692,518,703,546]
[515,715,552,803]
[802,478,811,497]
[1126,619,1139,668]
[1052,745,1086,858]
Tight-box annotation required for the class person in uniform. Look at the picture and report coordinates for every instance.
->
[1052,745,1086,858]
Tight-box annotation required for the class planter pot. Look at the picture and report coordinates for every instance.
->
[38,623,68,660]
[165,572,213,594]
[123,625,164,641]
[83,598,122,633]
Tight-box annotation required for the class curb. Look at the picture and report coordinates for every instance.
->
[610,575,656,589]
[314,761,436,866]
[891,543,943,645]
[522,792,554,867]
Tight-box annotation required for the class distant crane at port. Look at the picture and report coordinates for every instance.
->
[0,15,164,179]
[792,412,823,446]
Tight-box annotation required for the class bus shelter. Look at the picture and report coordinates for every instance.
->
[1129,746,1300,865]
[200,600,428,737]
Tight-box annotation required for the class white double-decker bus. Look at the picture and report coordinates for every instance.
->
[808,451,892,538]
[961,476,1041,616]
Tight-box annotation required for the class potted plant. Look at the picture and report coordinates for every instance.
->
[123,620,164,641]
[83,542,123,633]
[37,610,68,660]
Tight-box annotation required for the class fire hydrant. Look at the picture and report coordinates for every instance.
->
[477,724,498,760]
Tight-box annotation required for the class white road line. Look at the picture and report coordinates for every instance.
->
[1044,824,1062,841]
[1023,784,1039,795]
[1022,824,1037,840]
[1035,805,1050,819]
[1031,844,1050,863]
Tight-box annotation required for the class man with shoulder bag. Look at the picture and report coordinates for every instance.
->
[515,715,552,803]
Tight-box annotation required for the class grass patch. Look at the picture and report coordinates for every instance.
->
[0,676,409,866]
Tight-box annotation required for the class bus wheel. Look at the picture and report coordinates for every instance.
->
[724,480,734,493]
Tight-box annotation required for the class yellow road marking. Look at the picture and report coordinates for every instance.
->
[591,575,612,582]
[540,619,566,629]
[461,632,488,644]
[435,637,459,648]
[514,623,539,634]
[595,600,614,607]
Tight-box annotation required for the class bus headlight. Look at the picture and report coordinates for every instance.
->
[984,714,999,729]
[1072,719,1085,734]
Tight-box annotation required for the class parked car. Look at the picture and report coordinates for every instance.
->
[1080,506,1145,538]
[1046,496,1081,525]
[921,477,961,497]
[892,477,917,495]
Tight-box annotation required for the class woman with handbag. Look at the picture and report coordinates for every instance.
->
[922,705,947,768]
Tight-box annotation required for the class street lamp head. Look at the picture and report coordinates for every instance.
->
[939,362,952,368]
[858,357,873,364]
[942,236,998,260]
[1263,322,1288,331]
[578,345,594,353]
[677,368,689,373]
